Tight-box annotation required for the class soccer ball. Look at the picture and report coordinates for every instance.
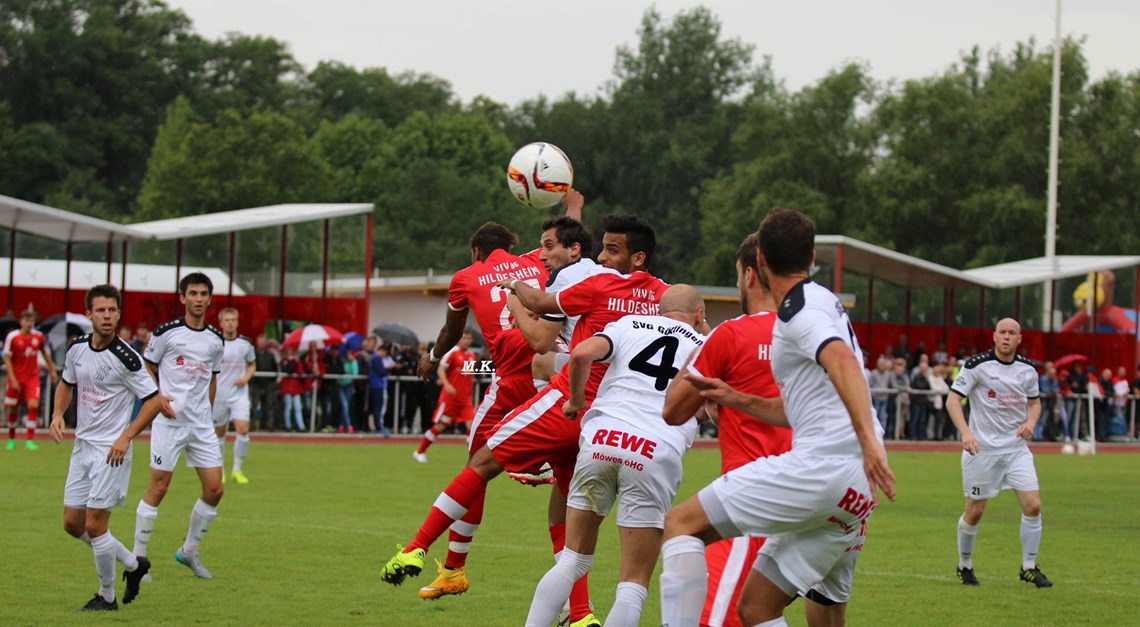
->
[1060,443,1075,455]
[506,142,573,209]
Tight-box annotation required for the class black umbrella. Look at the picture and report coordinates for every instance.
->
[39,313,94,350]
[0,317,18,341]
[372,323,419,348]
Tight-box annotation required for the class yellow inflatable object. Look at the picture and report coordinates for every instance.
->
[1073,272,1106,308]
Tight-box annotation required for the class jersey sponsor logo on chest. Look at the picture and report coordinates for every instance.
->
[174,354,210,376]
[592,428,658,459]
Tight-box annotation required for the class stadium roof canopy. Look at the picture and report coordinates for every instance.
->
[814,235,991,289]
[129,203,373,240]
[0,194,144,242]
[0,195,373,242]
[962,255,1140,290]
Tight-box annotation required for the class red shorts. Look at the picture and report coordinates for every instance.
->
[431,395,474,426]
[486,385,581,494]
[4,376,41,407]
[701,536,767,627]
[467,375,536,453]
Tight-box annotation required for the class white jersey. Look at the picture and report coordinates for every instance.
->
[581,314,703,456]
[61,336,158,446]
[773,280,883,457]
[950,350,1040,454]
[216,334,255,404]
[541,257,601,347]
[144,318,224,428]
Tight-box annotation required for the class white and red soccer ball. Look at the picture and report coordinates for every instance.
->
[506,142,574,209]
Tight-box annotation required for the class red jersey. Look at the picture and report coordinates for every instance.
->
[549,269,669,398]
[687,312,792,473]
[441,346,477,406]
[3,330,46,382]
[447,248,547,365]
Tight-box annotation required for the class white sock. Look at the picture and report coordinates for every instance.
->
[233,434,249,473]
[957,515,978,569]
[1020,514,1042,570]
[78,531,92,546]
[91,533,117,602]
[660,536,707,627]
[134,501,159,557]
[533,378,549,391]
[754,618,789,627]
[111,533,139,572]
[524,548,593,627]
[182,499,218,555]
[604,581,648,627]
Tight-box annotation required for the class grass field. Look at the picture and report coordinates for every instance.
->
[3,437,1138,625]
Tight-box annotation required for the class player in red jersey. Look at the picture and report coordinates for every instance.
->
[663,233,792,627]
[5,310,58,451]
[383,214,665,627]
[414,329,478,462]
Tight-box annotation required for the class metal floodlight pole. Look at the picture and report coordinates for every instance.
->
[1043,0,1063,331]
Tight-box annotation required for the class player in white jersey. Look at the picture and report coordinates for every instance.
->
[524,285,706,627]
[946,317,1052,588]
[134,272,226,580]
[50,284,172,611]
[211,307,256,485]
[659,208,895,627]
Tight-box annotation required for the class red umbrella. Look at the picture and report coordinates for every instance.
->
[1052,354,1088,371]
[281,325,345,352]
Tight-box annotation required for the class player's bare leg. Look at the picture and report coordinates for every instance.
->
[65,506,148,606]
[660,495,723,626]
[231,419,250,483]
[735,566,795,627]
[956,497,987,585]
[134,469,174,557]
[382,446,504,586]
[607,526,663,626]
[175,466,223,579]
[803,596,847,627]
[526,506,603,627]
[1014,489,1050,587]
[24,399,40,449]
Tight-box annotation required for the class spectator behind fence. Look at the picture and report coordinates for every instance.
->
[279,346,306,432]
[1066,363,1088,438]
[1111,366,1129,438]
[389,343,418,434]
[909,361,933,440]
[1056,368,1074,442]
[321,345,345,432]
[368,340,393,437]
[252,335,280,431]
[929,362,951,440]
[351,342,371,434]
[868,357,893,430]
[1094,368,1111,441]
[887,357,910,439]
[1036,363,1058,442]
[337,346,358,434]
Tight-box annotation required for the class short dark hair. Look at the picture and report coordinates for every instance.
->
[736,233,760,275]
[541,216,593,257]
[179,272,214,295]
[19,310,36,320]
[600,214,656,265]
[85,284,122,310]
[757,207,814,275]
[469,222,518,258]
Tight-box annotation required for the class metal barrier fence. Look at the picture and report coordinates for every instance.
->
[869,387,1137,442]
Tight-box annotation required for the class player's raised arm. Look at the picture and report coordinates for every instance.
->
[418,306,469,380]
[562,335,611,420]
[506,296,561,354]
[500,278,561,316]
[818,341,895,502]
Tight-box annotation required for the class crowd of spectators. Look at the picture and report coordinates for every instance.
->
[867,334,1140,442]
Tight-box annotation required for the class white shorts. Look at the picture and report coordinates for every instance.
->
[63,439,132,510]
[699,452,872,602]
[149,420,223,471]
[962,448,1038,500]
[212,394,251,427]
[567,416,684,529]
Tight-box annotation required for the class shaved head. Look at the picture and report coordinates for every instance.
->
[659,284,705,316]
[993,317,1023,360]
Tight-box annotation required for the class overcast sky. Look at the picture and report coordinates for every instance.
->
[165,0,1139,105]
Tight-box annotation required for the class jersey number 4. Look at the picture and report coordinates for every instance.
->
[629,336,680,391]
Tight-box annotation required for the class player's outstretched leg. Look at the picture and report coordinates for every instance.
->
[418,489,484,599]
